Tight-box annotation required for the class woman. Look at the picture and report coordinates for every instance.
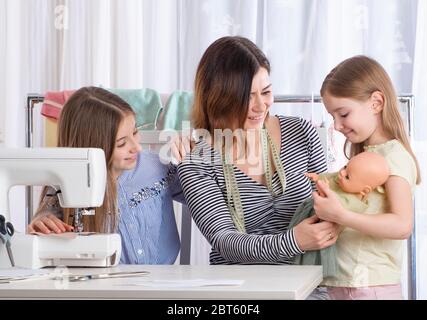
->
[178,36,339,265]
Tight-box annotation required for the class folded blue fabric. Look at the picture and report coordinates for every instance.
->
[108,88,162,130]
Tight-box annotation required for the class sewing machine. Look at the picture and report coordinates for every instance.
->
[0,148,121,269]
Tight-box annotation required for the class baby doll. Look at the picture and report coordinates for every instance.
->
[306,151,390,202]
[290,151,390,277]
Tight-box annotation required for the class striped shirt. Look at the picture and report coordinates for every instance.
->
[178,116,327,265]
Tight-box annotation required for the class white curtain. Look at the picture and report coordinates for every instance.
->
[0,0,63,233]
[1,0,426,296]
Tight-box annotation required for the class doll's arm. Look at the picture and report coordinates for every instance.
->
[305,172,329,197]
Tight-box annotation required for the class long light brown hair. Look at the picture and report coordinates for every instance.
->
[38,86,135,232]
[192,36,270,134]
[320,55,421,184]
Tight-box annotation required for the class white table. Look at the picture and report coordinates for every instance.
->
[0,264,322,300]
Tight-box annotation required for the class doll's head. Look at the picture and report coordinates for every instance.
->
[337,151,390,196]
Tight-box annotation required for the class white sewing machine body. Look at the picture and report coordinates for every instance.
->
[3,233,121,269]
[0,148,121,269]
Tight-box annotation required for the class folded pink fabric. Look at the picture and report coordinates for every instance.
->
[41,90,75,120]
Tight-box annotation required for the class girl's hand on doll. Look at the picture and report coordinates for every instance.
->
[312,180,347,224]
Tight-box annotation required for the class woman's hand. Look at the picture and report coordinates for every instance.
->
[27,213,74,234]
[312,180,347,224]
[293,214,339,251]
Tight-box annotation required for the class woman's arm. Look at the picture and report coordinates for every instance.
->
[178,160,301,263]
[313,177,413,239]
[178,154,337,263]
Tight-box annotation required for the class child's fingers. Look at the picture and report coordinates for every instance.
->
[64,223,74,232]
[34,220,51,234]
[312,191,321,201]
[169,143,181,165]
[316,180,331,197]
[322,234,338,248]
[305,214,320,224]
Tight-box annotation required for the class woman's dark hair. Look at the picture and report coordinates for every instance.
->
[192,36,271,133]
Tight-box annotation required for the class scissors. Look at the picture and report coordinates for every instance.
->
[0,214,15,267]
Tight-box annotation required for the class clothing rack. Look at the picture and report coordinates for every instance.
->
[25,93,416,299]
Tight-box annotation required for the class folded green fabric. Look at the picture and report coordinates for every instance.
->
[157,90,194,130]
[288,197,338,278]
[108,88,162,130]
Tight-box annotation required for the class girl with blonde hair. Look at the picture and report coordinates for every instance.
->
[314,55,420,299]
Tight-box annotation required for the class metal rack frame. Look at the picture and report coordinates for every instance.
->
[25,94,417,299]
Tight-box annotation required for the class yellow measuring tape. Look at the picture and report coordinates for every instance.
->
[222,129,287,233]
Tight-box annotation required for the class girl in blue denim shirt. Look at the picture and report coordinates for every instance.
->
[28,86,184,264]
